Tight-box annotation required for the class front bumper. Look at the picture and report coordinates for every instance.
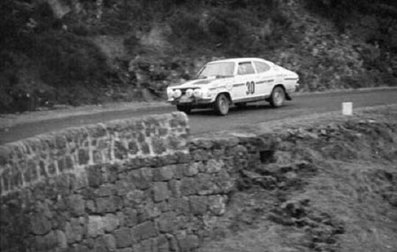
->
[168,97,213,106]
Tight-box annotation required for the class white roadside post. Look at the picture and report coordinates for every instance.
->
[342,102,353,116]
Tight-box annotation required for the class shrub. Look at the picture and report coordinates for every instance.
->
[0,51,56,113]
[169,10,206,42]
[31,31,108,86]
[304,0,397,30]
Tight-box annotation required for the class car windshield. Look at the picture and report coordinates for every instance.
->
[197,62,235,79]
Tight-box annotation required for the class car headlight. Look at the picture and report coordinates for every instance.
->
[193,89,203,98]
[186,89,193,97]
[173,89,182,98]
[167,89,173,98]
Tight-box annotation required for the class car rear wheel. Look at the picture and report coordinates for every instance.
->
[214,94,230,116]
[270,86,285,108]
[176,105,192,114]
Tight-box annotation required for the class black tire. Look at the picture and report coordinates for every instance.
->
[214,94,230,116]
[176,105,192,114]
[269,86,285,108]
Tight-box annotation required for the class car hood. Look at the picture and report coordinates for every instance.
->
[169,78,220,89]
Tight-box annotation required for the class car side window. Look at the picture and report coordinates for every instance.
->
[254,61,271,73]
[237,62,255,75]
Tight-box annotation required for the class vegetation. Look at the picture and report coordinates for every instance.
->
[0,0,396,113]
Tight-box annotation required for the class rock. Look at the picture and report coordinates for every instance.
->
[152,136,167,154]
[78,149,90,166]
[189,196,208,215]
[65,218,83,243]
[46,0,71,19]
[153,182,170,202]
[384,191,397,207]
[157,212,177,233]
[180,177,198,196]
[56,230,67,248]
[196,173,219,195]
[87,215,105,237]
[140,201,161,220]
[168,180,182,197]
[103,234,116,250]
[35,230,58,251]
[131,221,157,241]
[30,213,52,235]
[177,233,200,251]
[126,189,145,205]
[153,165,175,181]
[93,236,109,252]
[128,168,153,190]
[168,197,190,214]
[208,195,226,216]
[114,227,133,248]
[95,195,122,213]
[68,194,85,216]
[206,159,224,173]
[123,208,138,227]
[281,198,310,219]
[156,235,170,252]
[184,163,199,176]
[103,213,120,232]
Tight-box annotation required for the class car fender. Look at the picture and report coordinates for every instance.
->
[226,81,233,91]
[215,92,232,103]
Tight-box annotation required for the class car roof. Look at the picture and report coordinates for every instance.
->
[208,57,273,65]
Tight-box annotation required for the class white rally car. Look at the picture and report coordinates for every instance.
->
[166,57,299,115]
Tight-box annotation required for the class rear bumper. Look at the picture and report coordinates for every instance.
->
[285,84,299,100]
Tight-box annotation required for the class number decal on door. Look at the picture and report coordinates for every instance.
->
[246,81,255,95]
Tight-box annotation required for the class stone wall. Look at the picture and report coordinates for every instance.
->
[0,112,274,252]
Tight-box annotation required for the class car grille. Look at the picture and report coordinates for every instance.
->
[173,88,188,95]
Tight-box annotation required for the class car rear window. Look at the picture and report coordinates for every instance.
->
[254,61,271,73]
[237,62,255,75]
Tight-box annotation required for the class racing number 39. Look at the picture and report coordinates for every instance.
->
[246,81,255,95]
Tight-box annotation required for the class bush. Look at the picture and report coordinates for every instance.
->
[0,26,111,112]
[304,0,397,30]
[30,31,108,86]
[168,3,291,55]
[0,51,56,113]
[169,10,206,42]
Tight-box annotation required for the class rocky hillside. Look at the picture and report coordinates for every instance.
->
[200,105,397,252]
[1,0,396,113]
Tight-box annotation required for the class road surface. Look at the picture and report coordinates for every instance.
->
[1,88,397,144]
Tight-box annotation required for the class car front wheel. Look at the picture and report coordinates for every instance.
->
[214,94,230,116]
[270,86,285,108]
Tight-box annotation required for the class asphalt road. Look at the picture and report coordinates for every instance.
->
[1,88,397,144]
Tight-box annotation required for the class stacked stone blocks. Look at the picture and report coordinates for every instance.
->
[0,112,188,196]
[0,112,275,252]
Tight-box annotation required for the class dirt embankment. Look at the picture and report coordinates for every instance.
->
[200,106,397,252]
